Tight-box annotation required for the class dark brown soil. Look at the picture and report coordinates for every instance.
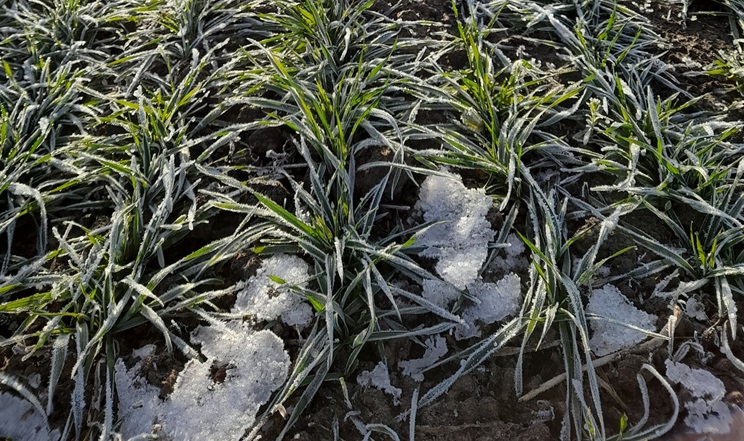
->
[648,1,744,120]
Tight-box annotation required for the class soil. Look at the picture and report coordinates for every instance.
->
[648,1,744,121]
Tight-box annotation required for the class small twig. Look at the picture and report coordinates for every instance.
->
[597,374,629,412]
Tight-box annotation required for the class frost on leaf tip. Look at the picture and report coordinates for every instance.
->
[586,284,657,357]
[233,254,313,328]
[414,172,495,289]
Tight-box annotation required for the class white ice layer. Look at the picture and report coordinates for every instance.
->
[415,172,495,289]
[586,284,657,356]
[233,254,313,328]
[665,360,732,434]
[115,324,290,440]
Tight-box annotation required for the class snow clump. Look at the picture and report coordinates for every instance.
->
[115,324,290,440]
[665,360,732,435]
[456,273,522,340]
[586,284,657,356]
[414,172,495,289]
[685,297,708,321]
[487,232,528,274]
[115,351,165,438]
[400,335,448,381]
[357,362,402,404]
[412,171,522,340]
[233,254,313,328]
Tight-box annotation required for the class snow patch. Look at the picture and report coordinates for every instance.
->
[596,265,611,278]
[665,360,732,434]
[0,392,60,441]
[412,172,521,340]
[114,357,164,438]
[504,232,525,257]
[28,373,41,389]
[586,284,657,356]
[400,335,448,382]
[456,273,522,340]
[357,362,402,404]
[414,172,495,289]
[115,324,290,440]
[233,254,313,328]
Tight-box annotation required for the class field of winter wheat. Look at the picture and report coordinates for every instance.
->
[1,0,743,440]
